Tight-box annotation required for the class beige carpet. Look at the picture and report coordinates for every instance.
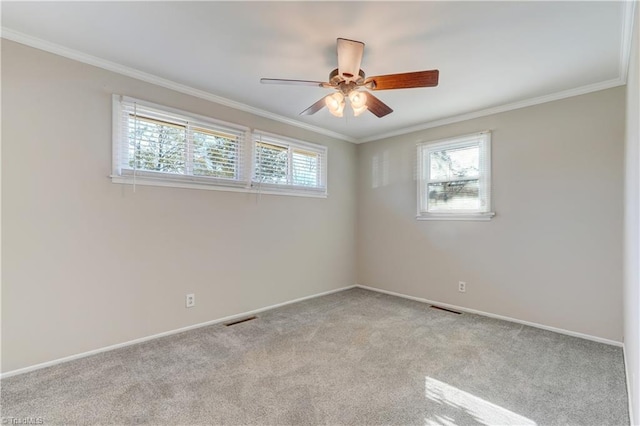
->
[1,288,629,425]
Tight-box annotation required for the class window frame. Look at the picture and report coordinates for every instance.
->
[112,95,250,190]
[111,96,328,198]
[417,131,495,221]
[251,130,328,197]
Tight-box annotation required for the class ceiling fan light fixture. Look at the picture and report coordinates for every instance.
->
[349,90,367,117]
[349,90,367,107]
[352,104,368,117]
[325,92,345,117]
[348,90,368,116]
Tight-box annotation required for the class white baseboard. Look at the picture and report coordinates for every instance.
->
[624,344,636,426]
[1,285,356,379]
[355,284,623,347]
[2,283,623,379]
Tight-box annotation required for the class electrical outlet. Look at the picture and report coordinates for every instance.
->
[186,293,195,308]
[458,281,466,293]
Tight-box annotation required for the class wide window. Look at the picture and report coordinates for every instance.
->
[252,131,327,196]
[112,97,328,197]
[112,96,249,190]
[417,131,494,220]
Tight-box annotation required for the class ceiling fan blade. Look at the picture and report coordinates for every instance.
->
[300,96,328,116]
[365,93,393,118]
[260,78,329,87]
[337,38,364,81]
[365,70,439,90]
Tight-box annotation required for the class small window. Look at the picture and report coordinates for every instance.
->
[252,131,327,196]
[417,132,494,221]
[112,96,248,190]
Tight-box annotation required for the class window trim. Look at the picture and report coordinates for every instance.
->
[416,131,495,221]
[111,96,328,198]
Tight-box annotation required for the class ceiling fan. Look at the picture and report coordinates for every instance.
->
[260,38,439,118]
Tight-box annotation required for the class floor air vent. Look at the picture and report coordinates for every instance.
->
[224,316,257,326]
[430,305,462,315]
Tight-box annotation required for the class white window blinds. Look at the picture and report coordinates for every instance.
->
[112,96,249,188]
[112,96,329,198]
[252,131,328,195]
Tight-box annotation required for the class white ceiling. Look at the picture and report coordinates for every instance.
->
[1,1,634,143]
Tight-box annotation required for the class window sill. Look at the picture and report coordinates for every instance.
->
[416,212,495,221]
[110,175,327,198]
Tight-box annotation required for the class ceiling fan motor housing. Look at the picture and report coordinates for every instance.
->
[330,68,366,85]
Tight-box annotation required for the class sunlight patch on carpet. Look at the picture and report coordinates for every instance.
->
[424,377,537,426]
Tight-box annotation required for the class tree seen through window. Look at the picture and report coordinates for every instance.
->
[128,115,239,179]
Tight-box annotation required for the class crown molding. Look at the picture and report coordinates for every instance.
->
[620,0,637,84]
[357,77,625,143]
[2,2,635,147]
[0,28,357,144]
[359,0,635,145]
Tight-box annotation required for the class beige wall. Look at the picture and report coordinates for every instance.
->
[1,37,628,375]
[357,87,625,342]
[624,3,640,424]
[1,40,357,373]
